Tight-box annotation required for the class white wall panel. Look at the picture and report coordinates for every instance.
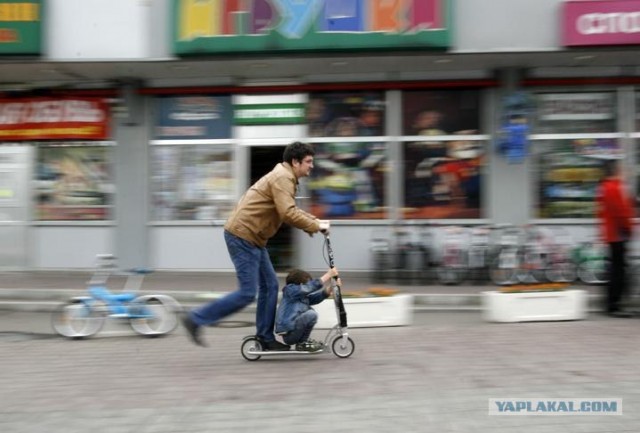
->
[33,227,113,269]
[150,227,233,270]
[47,0,152,59]
[456,0,562,51]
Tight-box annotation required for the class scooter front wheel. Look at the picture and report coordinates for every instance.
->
[331,335,355,359]
[241,337,263,361]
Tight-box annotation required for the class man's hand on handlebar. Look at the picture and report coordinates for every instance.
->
[318,219,331,233]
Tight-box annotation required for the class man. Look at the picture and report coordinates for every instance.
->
[596,159,634,317]
[182,141,330,348]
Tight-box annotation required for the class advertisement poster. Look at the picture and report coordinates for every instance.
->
[402,90,483,219]
[0,98,109,141]
[306,92,386,219]
[154,96,232,140]
[34,146,113,221]
[0,0,42,54]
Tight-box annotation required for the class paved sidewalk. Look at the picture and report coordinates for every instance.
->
[0,310,638,433]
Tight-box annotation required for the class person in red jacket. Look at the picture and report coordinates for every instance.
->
[596,159,634,317]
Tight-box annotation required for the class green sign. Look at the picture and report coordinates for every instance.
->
[0,0,42,55]
[173,0,450,55]
[234,103,306,125]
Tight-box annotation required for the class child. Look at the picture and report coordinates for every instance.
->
[275,267,339,352]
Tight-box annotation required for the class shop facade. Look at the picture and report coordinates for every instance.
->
[1,0,640,271]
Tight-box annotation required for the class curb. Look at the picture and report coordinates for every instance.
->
[0,289,606,313]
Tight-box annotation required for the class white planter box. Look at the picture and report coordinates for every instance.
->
[314,294,414,329]
[482,289,588,323]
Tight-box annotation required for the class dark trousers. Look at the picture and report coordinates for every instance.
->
[282,309,318,346]
[607,241,628,313]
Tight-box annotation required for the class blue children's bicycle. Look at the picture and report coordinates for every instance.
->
[51,254,180,339]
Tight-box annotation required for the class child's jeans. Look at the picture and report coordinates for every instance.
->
[282,309,318,345]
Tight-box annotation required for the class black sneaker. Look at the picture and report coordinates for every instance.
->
[181,313,206,347]
[295,340,323,352]
[261,339,290,351]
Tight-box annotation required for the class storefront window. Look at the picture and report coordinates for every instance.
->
[634,92,640,211]
[152,95,234,221]
[151,145,234,221]
[306,92,387,219]
[401,90,484,219]
[34,145,114,221]
[533,92,618,219]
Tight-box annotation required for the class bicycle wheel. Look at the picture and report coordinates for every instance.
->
[129,296,179,337]
[51,299,105,339]
[489,257,518,286]
[331,335,355,359]
[437,266,466,285]
[546,261,577,283]
[241,337,262,361]
[578,260,610,285]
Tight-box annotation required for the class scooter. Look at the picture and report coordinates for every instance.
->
[240,232,355,361]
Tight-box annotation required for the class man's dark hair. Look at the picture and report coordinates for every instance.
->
[283,141,315,164]
[285,269,312,285]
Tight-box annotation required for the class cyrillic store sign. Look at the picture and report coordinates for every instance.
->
[0,98,109,140]
[154,96,232,140]
[0,0,42,55]
[563,0,640,46]
[234,103,305,125]
[173,0,450,55]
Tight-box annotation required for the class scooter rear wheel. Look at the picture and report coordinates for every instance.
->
[331,336,355,359]
[241,337,263,361]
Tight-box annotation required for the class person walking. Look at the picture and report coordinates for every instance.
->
[596,158,635,317]
[181,141,330,348]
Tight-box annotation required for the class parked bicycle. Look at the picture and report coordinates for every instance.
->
[437,225,468,285]
[51,254,181,339]
[572,239,610,285]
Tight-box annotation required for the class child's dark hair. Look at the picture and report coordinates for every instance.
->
[286,269,312,285]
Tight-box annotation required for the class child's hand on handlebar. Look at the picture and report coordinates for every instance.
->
[329,267,339,278]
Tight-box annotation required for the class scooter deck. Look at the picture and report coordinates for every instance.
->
[248,348,326,356]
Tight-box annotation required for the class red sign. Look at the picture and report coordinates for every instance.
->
[0,98,109,140]
[563,0,640,46]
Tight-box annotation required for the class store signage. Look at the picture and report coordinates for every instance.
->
[563,0,640,46]
[537,93,614,121]
[0,98,109,140]
[173,0,450,55]
[154,96,232,140]
[234,103,305,125]
[0,0,42,54]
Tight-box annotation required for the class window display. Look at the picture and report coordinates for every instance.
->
[536,140,609,218]
[533,92,618,219]
[151,145,234,221]
[401,90,483,219]
[34,145,114,221]
[306,91,387,219]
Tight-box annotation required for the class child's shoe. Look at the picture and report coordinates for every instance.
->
[295,339,323,352]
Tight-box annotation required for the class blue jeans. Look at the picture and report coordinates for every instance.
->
[282,309,318,345]
[190,231,280,342]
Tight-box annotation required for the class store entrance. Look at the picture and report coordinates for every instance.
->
[249,146,293,271]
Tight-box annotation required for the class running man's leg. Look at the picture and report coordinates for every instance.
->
[255,247,280,342]
[190,232,260,326]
